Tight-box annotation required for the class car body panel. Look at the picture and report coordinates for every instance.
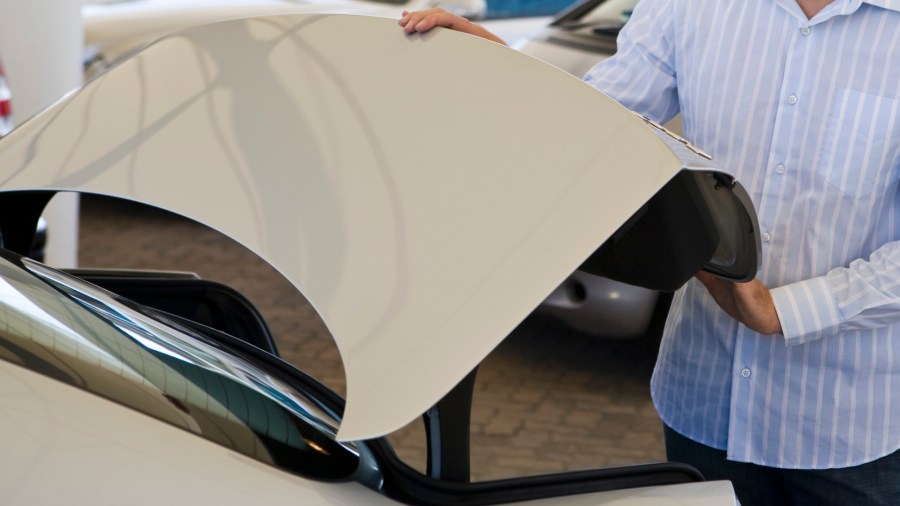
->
[514,37,608,81]
[0,14,733,442]
[82,2,659,343]
[81,3,643,343]
[0,253,730,506]
[0,358,736,505]
[0,249,383,504]
[0,253,739,504]
[0,347,392,506]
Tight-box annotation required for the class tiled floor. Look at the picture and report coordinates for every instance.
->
[77,194,668,481]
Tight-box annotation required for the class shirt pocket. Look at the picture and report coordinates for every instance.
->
[817,89,900,196]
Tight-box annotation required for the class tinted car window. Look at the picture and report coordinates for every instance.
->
[0,254,363,482]
[487,0,576,18]
[551,0,639,36]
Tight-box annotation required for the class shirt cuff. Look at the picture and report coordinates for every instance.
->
[770,277,844,346]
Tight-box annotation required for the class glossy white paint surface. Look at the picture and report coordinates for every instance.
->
[514,37,609,82]
[0,14,707,441]
[0,359,393,505]
[0,356,736,504]
[523,482,737,506]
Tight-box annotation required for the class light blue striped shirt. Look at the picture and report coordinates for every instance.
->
[584,0,900,469]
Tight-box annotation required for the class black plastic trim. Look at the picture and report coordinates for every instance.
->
[0,191,53,257]
[424,368,478,482]
[578,170,760,291]
[67,272,279,355]
[370,437,703,506]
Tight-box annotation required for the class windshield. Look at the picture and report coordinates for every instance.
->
[578,0,636,24]
[553,0,639,33]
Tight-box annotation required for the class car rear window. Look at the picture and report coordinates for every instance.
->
[0,255,363,482]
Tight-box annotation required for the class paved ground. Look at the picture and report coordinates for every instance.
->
[77,194,668,481]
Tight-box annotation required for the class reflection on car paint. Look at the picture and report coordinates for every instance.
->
[0,253,381,487]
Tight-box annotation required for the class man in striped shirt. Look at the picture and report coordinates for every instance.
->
[401,1,900,503]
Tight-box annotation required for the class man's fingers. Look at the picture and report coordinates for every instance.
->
[399,10,428,32]
[398,9,463,34]
[399,9,431,31]
[414,16,438,32]
[400,12,426,32]
[398,8,505,44]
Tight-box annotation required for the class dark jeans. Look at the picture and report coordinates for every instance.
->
[664,425,900,505]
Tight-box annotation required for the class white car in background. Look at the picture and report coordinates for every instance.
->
[514,0,635,77]
[0,14,756,504]
[83,0,551,79]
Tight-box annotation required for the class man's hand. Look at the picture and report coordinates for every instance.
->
[695,271,783,335]
[398,9,507,45]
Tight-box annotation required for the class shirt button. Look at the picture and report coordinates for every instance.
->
[741,368,751,378]
[762,232,772,242]
[775,164,785,174]
[788,95,798,105]
[800,26,811,36]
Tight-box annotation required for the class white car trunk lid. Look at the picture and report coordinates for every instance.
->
[0,14,709,441]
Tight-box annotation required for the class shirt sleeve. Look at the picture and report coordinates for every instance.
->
[771,240,900,346]
[582,0,680,124]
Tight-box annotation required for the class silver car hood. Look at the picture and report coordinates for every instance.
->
[0,14,737,441]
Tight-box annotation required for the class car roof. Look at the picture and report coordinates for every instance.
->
[0,14,709,441]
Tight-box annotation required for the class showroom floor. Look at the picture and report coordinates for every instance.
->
[77,194,667,482]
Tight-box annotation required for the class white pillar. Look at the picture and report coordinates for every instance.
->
[0,2,83,267]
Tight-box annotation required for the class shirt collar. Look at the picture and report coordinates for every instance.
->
[862,0,900,13]
[776,0,900,23]
[820,0,900,16]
